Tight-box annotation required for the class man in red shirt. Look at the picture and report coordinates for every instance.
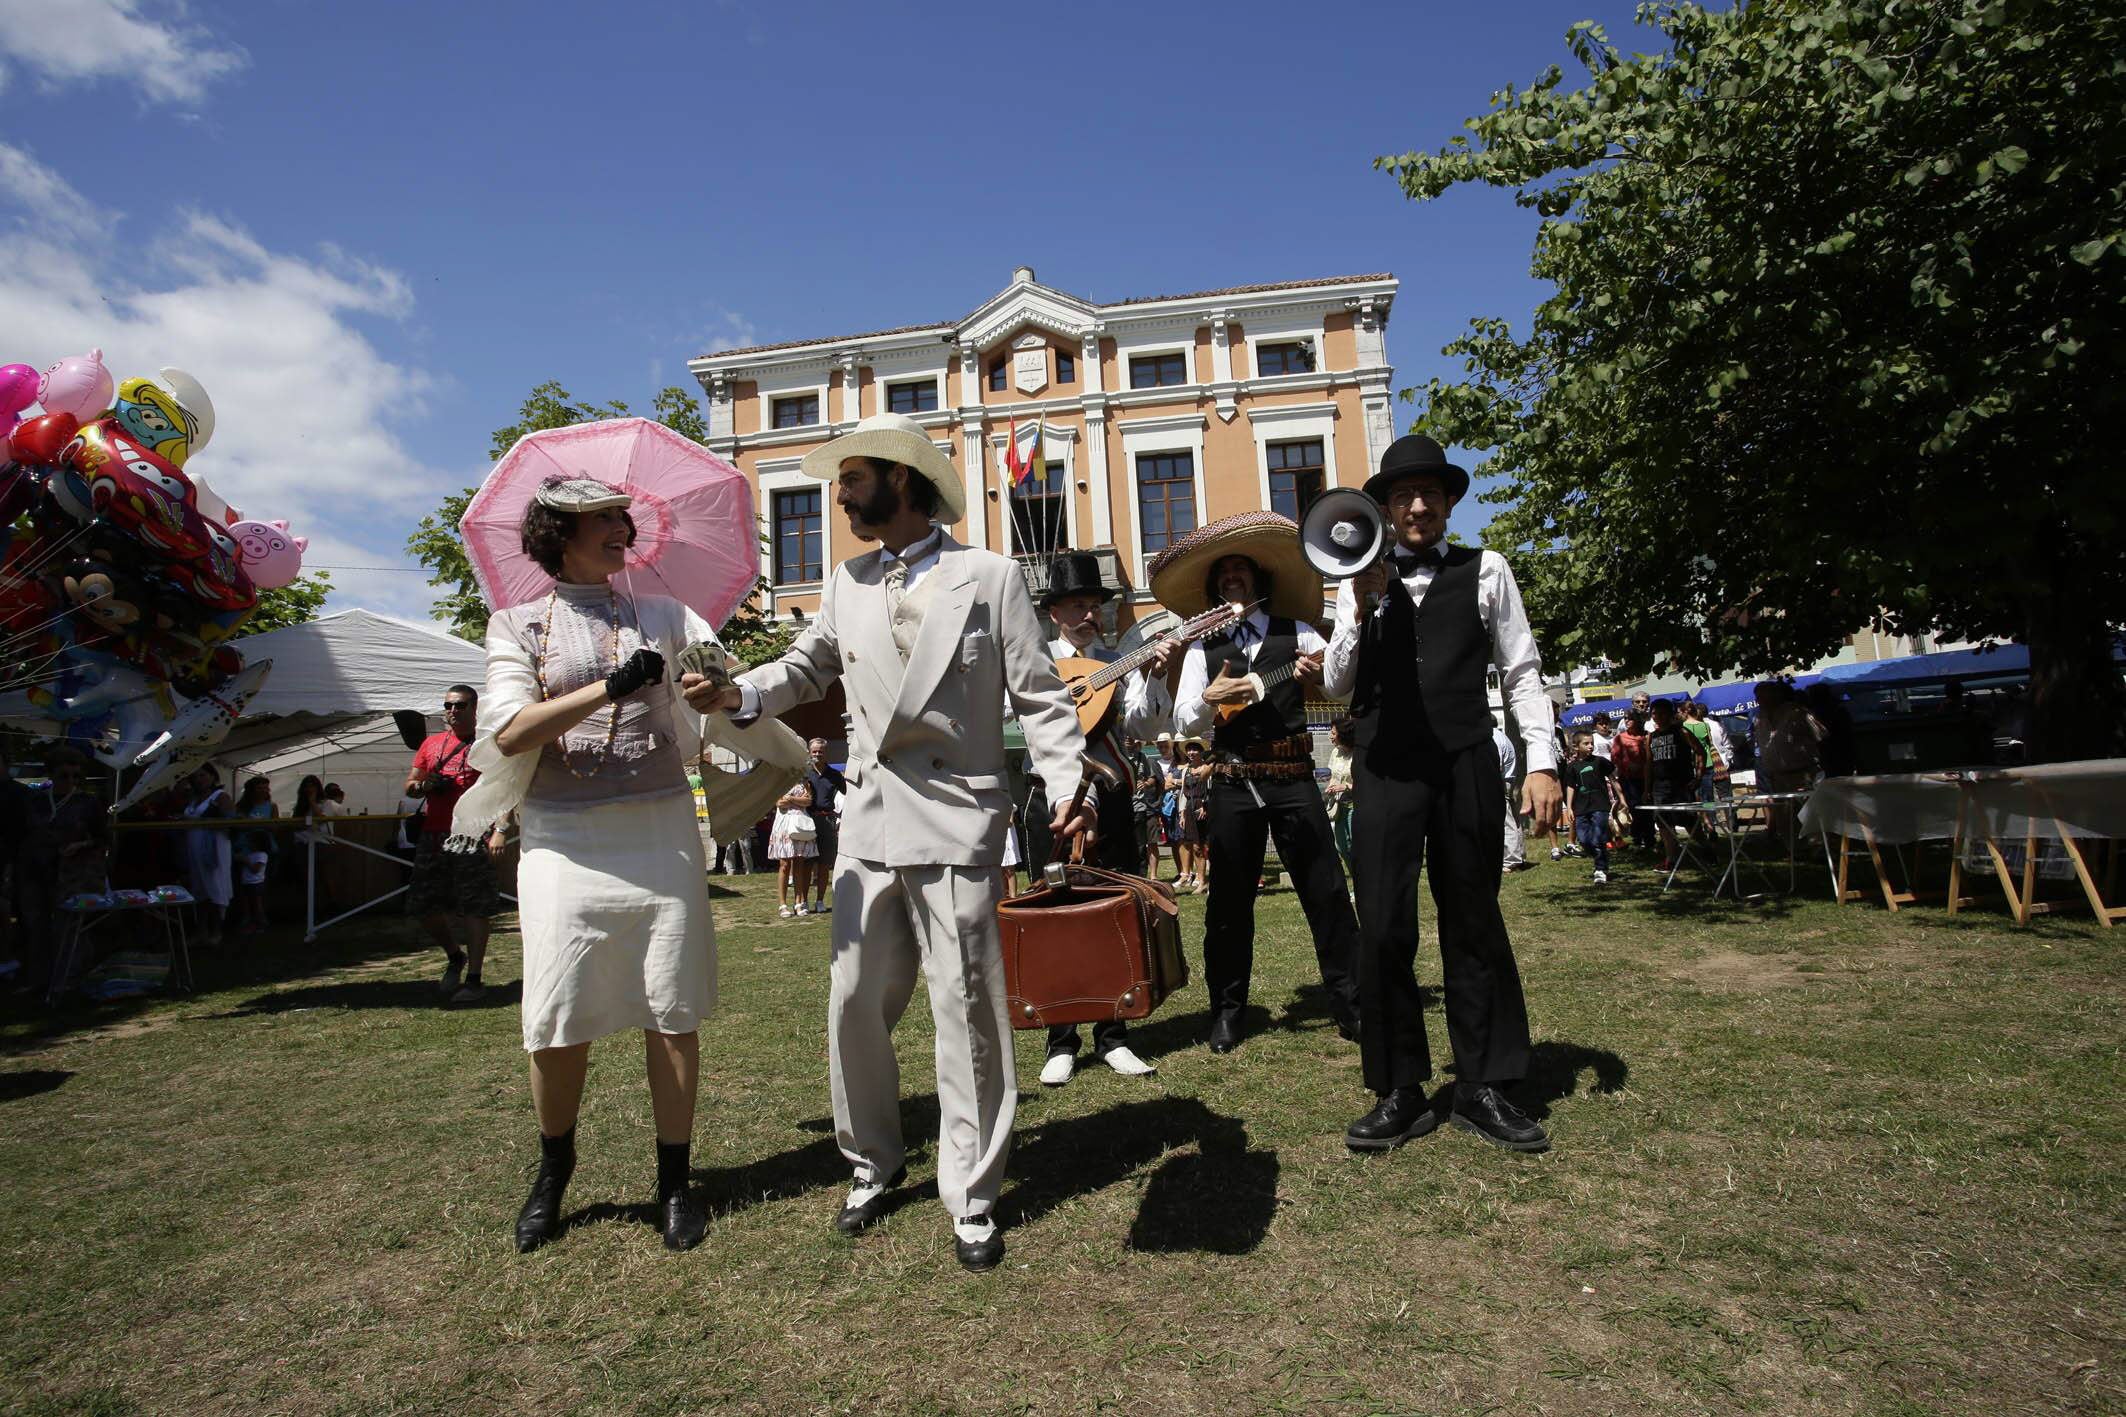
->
[404,685,506,1005]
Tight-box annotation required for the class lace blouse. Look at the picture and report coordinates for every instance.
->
[493,582,689,809]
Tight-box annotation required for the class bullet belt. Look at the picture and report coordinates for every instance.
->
[1212,759,1315,783]
[1213,734,1316,782]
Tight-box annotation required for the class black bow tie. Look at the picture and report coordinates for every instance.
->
[1389,545,1444,574]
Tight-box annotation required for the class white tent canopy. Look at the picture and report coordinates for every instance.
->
[215,609,487,812]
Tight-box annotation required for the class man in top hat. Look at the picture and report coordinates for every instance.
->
[1031,549,1171,1085]
[1153,512,1361,1054]
[692,412,1094,1272]
[1322,434,1561,1154]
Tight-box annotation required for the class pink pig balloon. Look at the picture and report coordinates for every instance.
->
[230,518,307,589]
[38,348,114,423]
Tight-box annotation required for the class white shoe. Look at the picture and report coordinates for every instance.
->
[794,903,810,915]
[778,905,794,918]
[1102,1045,1156,1077]
[1592,870,1608,885]
[1039,1052,1075,1087]
[1550,847,1563,861]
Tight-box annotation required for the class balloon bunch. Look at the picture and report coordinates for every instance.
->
[0,350,296,788]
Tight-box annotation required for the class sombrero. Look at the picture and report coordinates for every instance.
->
[799,411,965,524]
[1146,510,1323,621]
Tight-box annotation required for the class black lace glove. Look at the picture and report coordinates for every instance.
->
[604,648,666,701]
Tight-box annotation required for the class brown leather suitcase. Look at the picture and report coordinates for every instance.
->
[997,863,1189,1030]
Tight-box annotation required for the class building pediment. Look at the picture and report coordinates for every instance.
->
[959,278,1099,353]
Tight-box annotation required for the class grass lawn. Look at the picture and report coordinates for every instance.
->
[2,848,2120,1416]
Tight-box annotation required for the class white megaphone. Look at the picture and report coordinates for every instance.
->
[1301,488,1387,580]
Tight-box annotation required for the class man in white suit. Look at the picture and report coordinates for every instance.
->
[690,412,1092,1272]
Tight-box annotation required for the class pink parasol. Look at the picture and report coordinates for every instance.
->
[461,417,759,628]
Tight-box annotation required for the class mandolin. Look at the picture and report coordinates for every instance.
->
[1056,602,1251,737]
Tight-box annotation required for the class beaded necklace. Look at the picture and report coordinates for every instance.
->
[533,582,624,779]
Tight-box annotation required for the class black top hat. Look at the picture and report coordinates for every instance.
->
[1040,550,1115,607]
[1364,434,1470,504]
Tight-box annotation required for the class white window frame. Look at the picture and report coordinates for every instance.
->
[758,458,829,591]
[1117,413,1207,588]
[1121,342,1196,392]
[766,388,827,432]
[1246,402,1343,512]
[1243,315,1328,380]
[883,375,942,416]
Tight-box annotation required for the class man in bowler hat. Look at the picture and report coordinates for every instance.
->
[1322,434,1562,1153]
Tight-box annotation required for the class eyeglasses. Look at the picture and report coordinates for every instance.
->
[1386,486,1451,510]
[442,701,474,712]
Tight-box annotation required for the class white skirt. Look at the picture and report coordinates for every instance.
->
[517,789,715,1052]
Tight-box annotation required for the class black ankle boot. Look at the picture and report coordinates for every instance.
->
[657,1139,705,1251]
[514,1127,575,1254]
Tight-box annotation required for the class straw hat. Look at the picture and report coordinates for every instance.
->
[799,412,965,524]
[1146,510,1323,621]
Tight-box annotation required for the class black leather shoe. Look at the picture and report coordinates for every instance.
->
[1207,1014,1243,1054]
[1345,1086,1439,1152]
[834,1164,907,1236]
[954,1226,1005,1272]
[514,1162,570,1254]
[1334,1009,1362,1044]
[662,1189,707,1251]
[1450,1084,1551,1153]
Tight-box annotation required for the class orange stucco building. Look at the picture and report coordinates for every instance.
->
[689,266,1399,644]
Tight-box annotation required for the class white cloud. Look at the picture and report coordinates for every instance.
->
[697,309,758,354]
[0,142,467,624]
[0,0,246,107]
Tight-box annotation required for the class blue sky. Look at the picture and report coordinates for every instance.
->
[0,0,1652,621]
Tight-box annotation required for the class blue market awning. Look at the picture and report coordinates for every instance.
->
[1690,674,1822,716]
[1817,643,2029,685]
[1560,697,1633,728]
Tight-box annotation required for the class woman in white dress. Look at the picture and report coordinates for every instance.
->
[180,765,233,945]
[459,477,722,1254]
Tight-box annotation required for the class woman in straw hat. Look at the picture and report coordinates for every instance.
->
[1148,511,1361,1056]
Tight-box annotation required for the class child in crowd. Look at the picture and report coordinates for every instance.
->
[768,782,817,918]
[1642,699,1706,868]
[233,776,277,934]
[1566,732,1619,885]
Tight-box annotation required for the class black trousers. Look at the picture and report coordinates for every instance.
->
[1031,777,1138,1059]
[1352,743,1532,1094]
[1201,775,1359,1024]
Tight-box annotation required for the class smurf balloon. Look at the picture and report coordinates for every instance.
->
[111,377,200,467]
[38,349,113,423]
[230,519,306,589]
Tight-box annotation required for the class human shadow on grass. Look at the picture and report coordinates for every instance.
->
[211,977,524,1018]
[1487,1039,1628,1123]
[1524,863,1812,922]
[999,1095,1278,1254]
[3,914,479,1051]
[0,1068,71,1101]
[685,1094,942,1225]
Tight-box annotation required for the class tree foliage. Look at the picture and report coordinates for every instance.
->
[245,571,333,634]
[1381,0,2126,759]
[407,381,787,660]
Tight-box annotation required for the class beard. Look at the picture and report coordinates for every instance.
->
[847,474,903,530]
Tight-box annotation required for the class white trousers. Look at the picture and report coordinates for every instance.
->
[1502,788,1527,866]
[829,857,1013,1221]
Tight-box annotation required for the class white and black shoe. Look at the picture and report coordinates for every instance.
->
[953,1214,1004,1272]
[835,1164,907,1235]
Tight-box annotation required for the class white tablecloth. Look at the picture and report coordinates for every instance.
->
[1800,760,2126,845]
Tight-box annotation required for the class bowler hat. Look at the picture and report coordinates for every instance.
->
[1364,434,1470,504]
[1040,550,1115,608]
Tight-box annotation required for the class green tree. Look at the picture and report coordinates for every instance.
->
[1380,0,2126,761]
[408,381,785,655]
[244,571,333,634]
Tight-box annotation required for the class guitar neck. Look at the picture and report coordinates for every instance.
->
[1079,604,1242,692]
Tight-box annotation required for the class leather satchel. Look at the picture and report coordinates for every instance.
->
[998,863,1189,1030]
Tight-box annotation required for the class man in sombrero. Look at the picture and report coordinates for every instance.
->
[691,412,1094,1272]
[1322,434,1560,1154]
[1030,548,1170,1085]
[1153,512,1361,1054]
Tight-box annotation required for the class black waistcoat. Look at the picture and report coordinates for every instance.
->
[1204,617,1306,753]
[1352,544,1494,771]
